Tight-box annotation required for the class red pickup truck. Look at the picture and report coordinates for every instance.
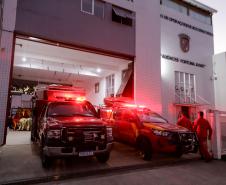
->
[100,97,198,160]
[31,85,113,167]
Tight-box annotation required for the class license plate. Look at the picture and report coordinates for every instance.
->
[78,151,94,157]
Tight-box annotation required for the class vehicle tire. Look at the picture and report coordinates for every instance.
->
[137,138,152,161]
[31,135,35,142]
[96,152,110,163]
[174,146,183,158]
[40,137,52,168]
[31,115,37,142]
[41,147,52,168]
[31,133,37,142]
[193,145,199,153]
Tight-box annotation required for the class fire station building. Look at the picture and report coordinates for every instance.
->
[0,0,216,145]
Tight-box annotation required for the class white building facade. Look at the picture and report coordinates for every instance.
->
[160,0,216,123]
[213,52,226,111]
[213,52,226,158]
[0,0,216,145]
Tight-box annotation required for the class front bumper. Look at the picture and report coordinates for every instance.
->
[177,132,199,153]
[156,132,198,154]
[43,143,113,157]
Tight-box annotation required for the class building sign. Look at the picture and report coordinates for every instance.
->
[179,34,190,53]
[161,54,206,68]
[160,14,213,37]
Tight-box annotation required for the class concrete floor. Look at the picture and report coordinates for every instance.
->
[0,141,199,184]
[6,130,31,145]
[44,160,226,185]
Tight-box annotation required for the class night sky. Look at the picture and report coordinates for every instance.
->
[198,0,226,54]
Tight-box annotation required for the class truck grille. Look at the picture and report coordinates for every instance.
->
[61,127,106,144]
[179,132,197,145]
[83,131,101,142]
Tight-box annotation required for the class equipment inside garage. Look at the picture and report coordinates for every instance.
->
[7,36,133,144]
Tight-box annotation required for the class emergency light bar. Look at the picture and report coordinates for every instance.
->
[104,97,146,109]
[35,85,86,102]
[47,91,86,101]
[120,103,146,109]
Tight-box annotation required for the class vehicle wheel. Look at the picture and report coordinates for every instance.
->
[31,133,37,142]
[31,116,37,142]
[137,138,152,161]
[41,147,52,168]
[174,146,183,158]
[96,152,110,163]
[193,145,199,153]
[40,137,51,168]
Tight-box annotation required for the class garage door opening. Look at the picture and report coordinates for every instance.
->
[6,36,133,145]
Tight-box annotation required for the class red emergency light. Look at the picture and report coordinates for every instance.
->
[76,96,86,102]
[50,91,86,102]
[123,103,146,109]
[104,97,146,109]
[36,85,86,102]
[123,103,137,108]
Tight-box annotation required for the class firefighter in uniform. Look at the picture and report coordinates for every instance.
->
[177,112,193,131]
[193,111,213,162]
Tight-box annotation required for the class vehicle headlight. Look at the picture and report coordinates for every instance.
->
[106,127,113,141]
[47,129,61,139]
[152,129,170,137]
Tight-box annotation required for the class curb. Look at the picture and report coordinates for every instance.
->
[1,157,200,185]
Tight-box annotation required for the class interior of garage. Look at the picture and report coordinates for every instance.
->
[6,36,133,145]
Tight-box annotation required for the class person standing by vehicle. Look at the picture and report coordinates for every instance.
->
[193,111,213,162]
[177,112,193,131]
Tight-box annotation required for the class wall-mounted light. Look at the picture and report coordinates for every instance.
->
[96,68,101,73]
[29,37,40,41]
[22,57,27,62]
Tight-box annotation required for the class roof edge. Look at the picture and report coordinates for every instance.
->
[182,0,217,14]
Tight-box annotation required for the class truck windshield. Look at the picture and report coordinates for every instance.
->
[47,102,97,117]
[137,110,167,123]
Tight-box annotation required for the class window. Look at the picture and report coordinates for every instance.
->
[95,82,99,93]
[81,0,104,18]
[161,0,212,25]
[40,105,47,120]
[162,0,187,15]
[175,71,196,104]
[113,109,122,120]
[81,0,93,14]
[121,109,136,122]
[106,74,115,97]
[189,9,212,25]
[94,0,104,18]
[137,110,167,124]
[47,102,97,117]
[112,6,134,26]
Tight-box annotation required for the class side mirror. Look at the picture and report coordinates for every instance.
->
[97,108,101,119]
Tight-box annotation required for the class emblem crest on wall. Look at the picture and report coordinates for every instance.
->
[179,34,190,53]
